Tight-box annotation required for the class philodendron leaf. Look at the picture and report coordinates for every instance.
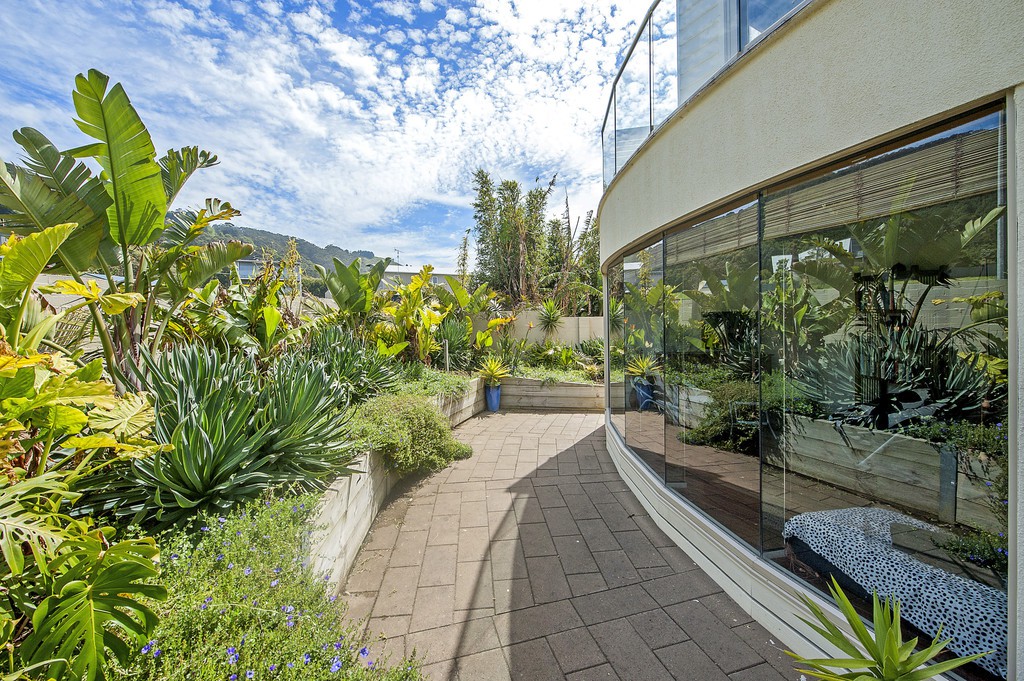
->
[22,536,166,681]
[87,393,154,439]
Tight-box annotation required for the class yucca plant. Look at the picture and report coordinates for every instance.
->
[537,299,563,338]
[788,576,989,680]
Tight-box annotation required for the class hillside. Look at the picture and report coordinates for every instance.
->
[194,223,379,273]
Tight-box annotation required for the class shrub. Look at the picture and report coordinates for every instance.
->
[349,395,472,473]
[431,316,473,371]
[116,496,421,680]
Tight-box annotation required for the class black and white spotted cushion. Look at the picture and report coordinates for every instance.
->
[784,507,1006,678]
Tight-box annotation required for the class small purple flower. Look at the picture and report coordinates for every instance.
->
[141,641,154,654]
[269,664,276,671]
[219,517,227,524]
[244,567,252,576]
[270,580,279,587]
[359,647,368,658]
[230,675,237,681]
[201,526,209,532]
[303,653,311,664]
[228,563,234,569]
[329,657,342,673]
[153,649,162,658]
[216,554,224,561]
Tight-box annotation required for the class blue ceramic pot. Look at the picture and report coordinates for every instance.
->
[485,384,501,412]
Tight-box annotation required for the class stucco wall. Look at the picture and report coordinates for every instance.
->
[600,0,1024,266]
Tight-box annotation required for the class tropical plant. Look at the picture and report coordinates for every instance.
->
[787,576,988,680]
[536,299,563,338]
[313,256,391,326]
[376,266,446,363]
[477,356,511,387]
[302,326,400,404]
[433,316,473,371]
[539,200,602,315]
[470,169,554,303]
[78,345,355,528]
[0,70,250,382]
[625,355,662,384]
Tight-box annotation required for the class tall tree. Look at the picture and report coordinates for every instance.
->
[471,169,554,304]
[541,195,602,315]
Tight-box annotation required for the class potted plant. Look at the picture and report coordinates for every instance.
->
[626,355,662,411]
[478,356,511,412]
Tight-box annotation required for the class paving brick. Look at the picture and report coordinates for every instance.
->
[594,502,639,532]
[512,496,546,524]
[488,511,519,541]
[434,492,462,516]
[542,506,581,536]
[566,663,619,680]
[702,590,755,628]
[567,572,608,597]
[547,627,607,674]
[571,584,658,625]
[613,530,667,569]
[493,600,583,646]
[655,640,731,681]
[456,559,494,611]
[390,529,429,567]
[525,555,571,603]
[493,578,534,613]
[642,570,722,606]
[373,566,420,617]
[553,535,599,574]
[410,585,455,632]
[457,526,492,563]
[489,539,528,581]
[367,614,410,639]
[426,513,461,546]
[456,647,512,681]
[576,518,621,552]
[419,544,458,587]
[461,500,489,528]
[563,493,602,520]
[588,618,673,681]
[504,638,564,680]
[626,608,689,649]
[729,663,792,681]
[666,600,764,674]
[362,525,400,551]
[534,485,567,508]
[345,549,390,592]
[406,618,501,665]
[518,523,557,557]
[592,549,640,588]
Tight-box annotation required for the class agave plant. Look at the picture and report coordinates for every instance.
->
[477,356,511,387]
[303,326,401,404]
[625,355,662,384]
[537,299,563,337]
[788,576,988,680]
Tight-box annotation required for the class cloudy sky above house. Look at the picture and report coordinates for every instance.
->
[0,0,639,268]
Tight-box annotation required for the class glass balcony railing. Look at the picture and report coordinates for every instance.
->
[602,0,806,186]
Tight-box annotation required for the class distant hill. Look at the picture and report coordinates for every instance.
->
[195,223,379,274]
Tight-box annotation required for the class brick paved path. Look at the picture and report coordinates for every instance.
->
[341,412,800,680]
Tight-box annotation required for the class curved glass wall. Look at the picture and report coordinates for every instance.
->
[603,0,805,184]
[606,108,1008,680]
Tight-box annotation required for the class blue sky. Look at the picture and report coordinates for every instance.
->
[0,0,639,268]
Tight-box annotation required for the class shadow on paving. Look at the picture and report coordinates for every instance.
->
[339,411,802,680]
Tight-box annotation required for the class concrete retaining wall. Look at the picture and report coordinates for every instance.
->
[505,312,604,345]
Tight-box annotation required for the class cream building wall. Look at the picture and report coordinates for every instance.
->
[600,0,1024,267]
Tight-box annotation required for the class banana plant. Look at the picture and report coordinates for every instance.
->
[0,70,247,383]
[314,256,391,325]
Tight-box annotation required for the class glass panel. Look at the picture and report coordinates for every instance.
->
[614,23,652,173]
[608,260,626,438]
[761,111,1008,680]
[650,1,678,126]
[602,95,616,187]
[743,0,800,45]
[677,0,733,104]
[624,242,666,476]
[663,200,761,548]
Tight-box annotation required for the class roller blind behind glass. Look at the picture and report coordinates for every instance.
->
[762,116,1001,242]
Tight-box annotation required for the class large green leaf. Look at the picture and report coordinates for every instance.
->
[87,393,154,439]
[0,223,77,305]
[158,147,218,206]
[180,240,253,291]
[68,70,167,246]
[0,474,78,576]
[22,536,165,681]
[9,128,113,271]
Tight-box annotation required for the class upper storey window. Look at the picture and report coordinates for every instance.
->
[603,0,806,185]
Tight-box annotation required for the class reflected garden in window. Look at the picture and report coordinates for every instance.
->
[606,108,1008,680]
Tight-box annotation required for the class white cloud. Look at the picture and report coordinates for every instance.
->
[0,0,640,268]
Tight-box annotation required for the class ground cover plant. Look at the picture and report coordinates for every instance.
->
[116,495,421,681]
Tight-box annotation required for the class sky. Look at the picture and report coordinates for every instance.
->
[0,0,640,269]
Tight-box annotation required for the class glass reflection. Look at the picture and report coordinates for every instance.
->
[663,201,761,547]
[761,111,1007,679]
[614,24,651,173]
[608,261,625,437]
[624,243,666,476]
